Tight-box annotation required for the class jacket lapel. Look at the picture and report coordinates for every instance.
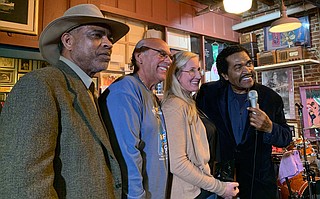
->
[218,86,237,144]
[56,62,115,158]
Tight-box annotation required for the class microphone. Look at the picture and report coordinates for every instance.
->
[248,90,258,108]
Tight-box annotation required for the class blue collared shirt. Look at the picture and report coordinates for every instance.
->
[228,86,249,145]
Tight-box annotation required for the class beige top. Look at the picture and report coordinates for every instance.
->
[162,97,227,199]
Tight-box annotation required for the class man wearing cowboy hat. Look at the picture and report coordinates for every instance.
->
[0,4,129,199]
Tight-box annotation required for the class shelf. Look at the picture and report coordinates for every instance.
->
[255,59,320,82]
[255,59,320,71]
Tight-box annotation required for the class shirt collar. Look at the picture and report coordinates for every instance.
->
[59,56,93,89]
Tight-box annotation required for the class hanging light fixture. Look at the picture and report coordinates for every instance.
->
[223,0,252,14]
[269,0,302,33]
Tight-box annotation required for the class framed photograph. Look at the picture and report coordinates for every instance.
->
[0,92,7,101]
[0,57,15,68]
[18,59,32,72]
[0,0,39,35]
[17,73,25,80]
[37,60,50,69]
[262,68,295,119]
[100,71,124,93]
[299,85,320,138]
[287,121,298,138]
[0,69,15,85]
[264,16,311,51]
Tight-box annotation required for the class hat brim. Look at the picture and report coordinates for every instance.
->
[39,15,129,65]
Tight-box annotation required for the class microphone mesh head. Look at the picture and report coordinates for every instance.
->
[248,90,258,99]
[248,90,258,108]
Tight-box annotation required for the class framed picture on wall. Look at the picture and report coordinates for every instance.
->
[287,121,299,138]
[0,69,16,85]
[262,68,295,119]
[0,57,15,68]
[299,85,320,138]
[100,71,124,93]
[264,16,311,51]
[17,73,25,81]
[0,0,39,35]
[18,59,32,72]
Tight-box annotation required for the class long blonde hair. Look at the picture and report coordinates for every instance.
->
[162,51,199,123]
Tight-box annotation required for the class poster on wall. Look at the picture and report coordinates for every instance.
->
[264,16,311,51]
[299,85,320,138]
[262,68,295,119]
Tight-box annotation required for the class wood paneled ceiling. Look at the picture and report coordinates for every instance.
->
[192,0,320,14]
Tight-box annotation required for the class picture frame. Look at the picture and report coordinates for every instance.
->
[299,85,320,138]
[17,73,25,81]
[0,57,15,68]
[287,121,299,138]
[262,68,295,119]
[0,69,15,85]
[18,59,32,72]
[264,16,311,51]
[100,71,124,93]
[0,0,39,35]
[0,92,7,101]
[0,86,12,93]
[37,60,50,69]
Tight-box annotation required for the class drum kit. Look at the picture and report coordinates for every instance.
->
[276,103,320,199]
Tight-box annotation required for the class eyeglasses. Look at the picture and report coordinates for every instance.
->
[141,46,173,60]
[181,68,204,77]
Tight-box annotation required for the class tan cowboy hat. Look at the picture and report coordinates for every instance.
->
[39,4,129,65]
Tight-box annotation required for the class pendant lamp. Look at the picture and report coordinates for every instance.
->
[223,0,252,14]
[269,0,302,33]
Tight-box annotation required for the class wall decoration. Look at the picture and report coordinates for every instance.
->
[0,92,7,101]
[0,0,39,35]
[37,60,50,69]
[17,73,25,81]
[287,121,298,138]
[100,71,124,93]
[262,68,295,119]
[0,69,15,85]
[0,57,15,68]
[18,59,32,72]
[0,86,12,93]
[264,16,311,51]
[299,85,320,138]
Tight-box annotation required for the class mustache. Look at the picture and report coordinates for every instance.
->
[99,49,112,56]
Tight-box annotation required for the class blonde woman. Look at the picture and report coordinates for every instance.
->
[162,51,239,199]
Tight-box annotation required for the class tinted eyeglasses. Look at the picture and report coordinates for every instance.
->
[140,46,173,60]
[181,68,204,77]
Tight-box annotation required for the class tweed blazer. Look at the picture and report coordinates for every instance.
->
[0,61,121,199]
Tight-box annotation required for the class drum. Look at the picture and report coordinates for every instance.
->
[294,138,314,156]
[279,172,320,199]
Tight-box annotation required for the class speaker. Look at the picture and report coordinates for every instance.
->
[240,33,257,44]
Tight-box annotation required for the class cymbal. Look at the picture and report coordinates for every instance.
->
[304,125,320,130]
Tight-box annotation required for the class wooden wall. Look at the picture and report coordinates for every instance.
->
[0,0,240,49]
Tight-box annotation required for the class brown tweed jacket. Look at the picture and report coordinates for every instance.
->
[0,61,121,199]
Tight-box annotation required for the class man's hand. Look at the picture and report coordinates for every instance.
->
[247,104,273,133]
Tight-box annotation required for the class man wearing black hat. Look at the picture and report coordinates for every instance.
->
[0,4,129,198]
